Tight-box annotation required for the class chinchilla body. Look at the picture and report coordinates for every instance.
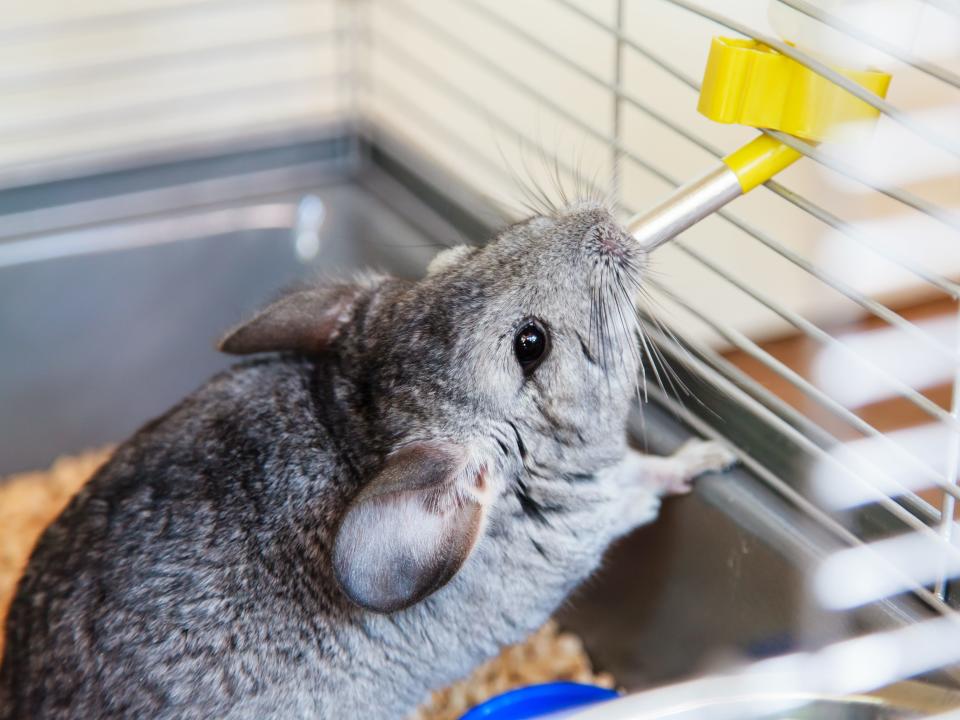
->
[1,205,732,719]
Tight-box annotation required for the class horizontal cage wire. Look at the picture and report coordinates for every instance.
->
[359,0,960,626]
[0,0,350,186]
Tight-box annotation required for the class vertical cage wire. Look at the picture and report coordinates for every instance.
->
[937,304,960,600]
[609,0,625,215]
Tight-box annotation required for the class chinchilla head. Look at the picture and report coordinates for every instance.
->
[410,202,646,431]
[219,202,645,614]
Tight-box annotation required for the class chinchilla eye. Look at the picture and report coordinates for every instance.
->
[513,320,550,374]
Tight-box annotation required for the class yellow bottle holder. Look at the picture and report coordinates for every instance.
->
[698,37,891,143]
[629,35,894,250]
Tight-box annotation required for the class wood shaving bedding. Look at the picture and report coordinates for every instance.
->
[0,447,112,651]
[0,450,614,719]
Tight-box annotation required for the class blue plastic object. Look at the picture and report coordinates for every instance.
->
[459,682,618,720]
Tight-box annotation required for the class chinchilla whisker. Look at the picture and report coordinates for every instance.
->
[574,144,590,206]
[589,271,600,363]
[583,150,608,211]
[623,302,668,404]
[594,269,609,373]
[622,275,650,404]
[629,289,691,407]
[512,193,550,220]
[645,332,690,408]
[630,264,667,280]
[590,268,604,358]
[632,394,650,452]
[601,269,616,395]
[538,140,569,210]
[612,279,644,402]
[579,154,606,210]
[590,289,601,371]
[530,139,552,208]
[599,266,615,374]
[494,134,554,219]
[615,275,643,368]
[638,284,700,372]
[633,294,704,410]
[489,197,528,226]
[633,312,670,403]
[567,141,581,205]
[517,167,553,219]
[596,162,612,211]
[612,274,640,356]
[570,146,583,205]
[639,310,720,423]
[610,282,632,354]
[483,186,536,224]
[534,134,564,216]
[633,325,650,404]
[492,137,542,219]
[519,143,557,218]
[651,335,710,414]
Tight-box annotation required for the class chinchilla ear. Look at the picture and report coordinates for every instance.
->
[425,244,476,277]
[333,441,489,613]
[218,283,366,356]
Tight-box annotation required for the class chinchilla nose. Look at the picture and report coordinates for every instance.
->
[585,219,631,259]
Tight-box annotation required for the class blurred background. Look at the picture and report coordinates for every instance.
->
[2,0,960,717]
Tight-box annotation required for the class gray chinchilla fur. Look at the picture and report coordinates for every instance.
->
[0,204,734,719]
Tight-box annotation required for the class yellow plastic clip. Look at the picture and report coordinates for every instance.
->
[697,37,891,192]
[722,134,802,193]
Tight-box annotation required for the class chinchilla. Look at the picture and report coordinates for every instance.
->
[0,204,734,719]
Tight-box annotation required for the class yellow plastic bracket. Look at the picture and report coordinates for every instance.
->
[697,37,892,192]
[723,134,802,193]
